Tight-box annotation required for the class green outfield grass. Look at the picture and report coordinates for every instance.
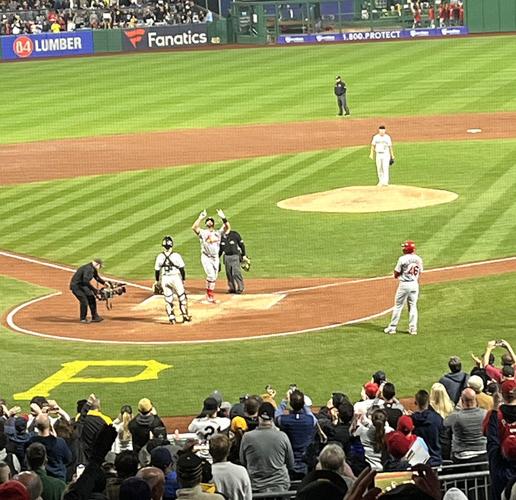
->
[1,35,516,144]
[1,139,515,278]
[1,271,514,416]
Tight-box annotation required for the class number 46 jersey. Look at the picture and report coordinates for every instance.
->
[395,253,423,283]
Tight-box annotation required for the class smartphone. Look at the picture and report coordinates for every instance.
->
[374,471,414,493]
[76,464,85,479]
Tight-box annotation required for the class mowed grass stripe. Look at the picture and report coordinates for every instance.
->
[424,153,516,266]
[1,172,156,246]
[23,167,207,257]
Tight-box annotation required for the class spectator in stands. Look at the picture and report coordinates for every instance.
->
[502,365,515,383]
[188,397,230,444]
[5,416,30,467]
[439,356,469,405]
[383,431,411,472]
[26,414,72,481]
[229,396,260,462]
[411,389,443,466]
[380,383,404,430]
[275,389,316,478]
[128,399,165,454]
[429,382,455,419]
[483,339,516,383]
[150,447,179,500]
[119,477,152,500]
[137,467,165,500]
[485,381,516,500]
[0,432,21,476]
[175,452,224,500]
[106,450,139,500]
[13,471,43,500]
[0,480,30,499]
[77,394,112,461]
[26,442,66,500]
[53,418,82,482]
[112,405,133,455]
[296,443,351,499]
[444,388,487,465]
[209,434,252,500]
[353,383,380,417]
[352,409,393,471]
[467,375,493,411]
[240,402,294,493]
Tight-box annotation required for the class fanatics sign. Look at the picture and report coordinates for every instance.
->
[122,24,209,51]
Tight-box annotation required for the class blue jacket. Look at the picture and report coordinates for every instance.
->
[275,401,316,474]
[412,408,443,466]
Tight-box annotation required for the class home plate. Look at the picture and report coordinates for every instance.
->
[133,293,285,324]
[467,128,482,134]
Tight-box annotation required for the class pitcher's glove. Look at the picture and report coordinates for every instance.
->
[152,282,163,295]
[241,256,251,272]
[389,158,395,166]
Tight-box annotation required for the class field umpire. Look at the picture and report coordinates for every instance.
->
[334,76,350,116]
[70,258,106,323]
[219,230,247,294]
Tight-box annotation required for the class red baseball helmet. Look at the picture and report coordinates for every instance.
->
[402,240,416,254]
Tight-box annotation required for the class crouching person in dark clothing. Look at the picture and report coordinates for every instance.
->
[70,258,106,324]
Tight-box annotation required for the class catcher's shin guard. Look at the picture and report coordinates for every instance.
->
[165,301,175,322]
[178,293,190,317]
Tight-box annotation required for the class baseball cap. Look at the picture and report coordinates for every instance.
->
[177,451,203,480]
[29,396,48,408]
[209,390,223,406]
[335,75,341,79]
[397,415,414,434]
[138,398,153,414]
[202,397,219,413]
[0,480,29,500]
[258,402,275,421]
[93,258,104,268]
[386,431,411,459]
[372,370,387,385]
[364,382,379,399]
[14,416,28,433]
[467,375,484,393]
[501,380,516,400]
[150,446,173,470]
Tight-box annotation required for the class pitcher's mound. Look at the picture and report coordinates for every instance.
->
[277,185,458,213]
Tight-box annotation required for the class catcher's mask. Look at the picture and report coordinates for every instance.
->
[162,235,174,249]
[402,240,416,254]
[205,217,215,227]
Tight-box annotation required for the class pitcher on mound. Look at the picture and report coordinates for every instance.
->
[192,209,230,303]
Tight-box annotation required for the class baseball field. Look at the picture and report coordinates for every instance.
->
[1,35,516,418]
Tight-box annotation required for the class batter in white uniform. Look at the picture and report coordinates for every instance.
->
[154,235,191,324]
[384,240,423,336]
[192,209,230,303]
[370,125,395,187]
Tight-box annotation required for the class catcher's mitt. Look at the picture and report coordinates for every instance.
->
[389,158,395,166]
[152,281,164,295]
[241,256,251,272]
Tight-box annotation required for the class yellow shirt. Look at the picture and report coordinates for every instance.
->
[51,22,61,33]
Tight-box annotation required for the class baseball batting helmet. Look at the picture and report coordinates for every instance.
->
[402,240,416,254]
[162,235,174,249]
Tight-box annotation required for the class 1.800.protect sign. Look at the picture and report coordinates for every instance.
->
[2,31,94,60]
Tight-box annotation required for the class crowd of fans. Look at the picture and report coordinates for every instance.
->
[0,0,212,36]
[0,338,515,500]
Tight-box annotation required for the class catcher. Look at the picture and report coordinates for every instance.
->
[153,235,191,325]
[219,229,250,294]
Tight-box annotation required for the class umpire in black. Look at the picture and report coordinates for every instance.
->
[219,230,246,294]
[334,76,350,116]
[70,258,106,323]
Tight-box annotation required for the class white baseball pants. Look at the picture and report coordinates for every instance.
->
[376,154,391,186]
[387,281,419,332]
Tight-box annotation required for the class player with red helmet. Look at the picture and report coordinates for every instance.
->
[384,240,423,336]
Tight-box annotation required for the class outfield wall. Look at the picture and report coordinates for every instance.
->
[0,22,228,61]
